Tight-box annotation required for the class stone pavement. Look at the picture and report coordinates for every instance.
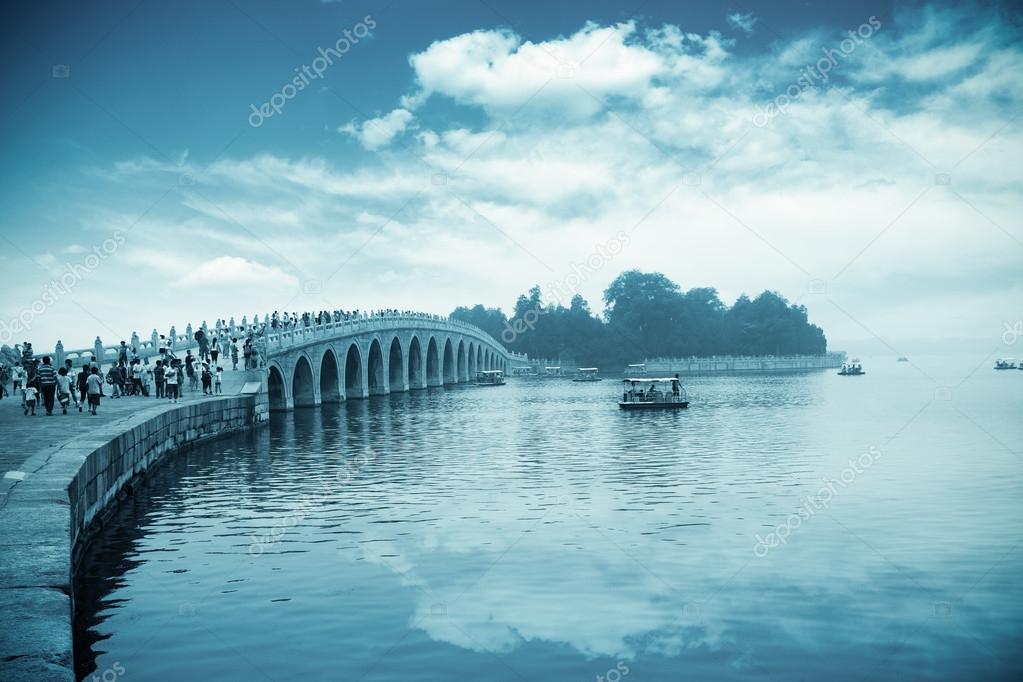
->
[0,367,253,486]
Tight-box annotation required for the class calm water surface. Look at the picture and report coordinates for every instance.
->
[74,356,1023,681]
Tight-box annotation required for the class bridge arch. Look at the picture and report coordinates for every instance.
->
[456,339,467,382]
[477,346,483,373]
[367,338,387,395]
[292,353,316,407]
[442,338,456,384]
[344,342,366,399]
[467,341,476,377]
[408,335,424,389]
[268,363,288,411]
[320,348,341,403]
[426,336,441,387]
[388,336,405,392]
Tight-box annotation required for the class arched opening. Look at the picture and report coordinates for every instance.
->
[408,336,424,389]
[443,339,456,384]
[456,340,467,382]
[368,339,386,395]
[477,346,483,374]
[468,342,476,377]
[345,343,364,399]
[426,337,441,386]
[388,337,404,392]
[268,365,287,411]
[293,355,315,407]
[320,349,340,403]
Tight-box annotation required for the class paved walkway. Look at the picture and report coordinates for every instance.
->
[0,368,254,507]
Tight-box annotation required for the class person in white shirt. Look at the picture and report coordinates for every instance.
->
[55,367,80,414]
[165,360,180,403]
[214,366,223,394]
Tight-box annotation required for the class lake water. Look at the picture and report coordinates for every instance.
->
[74,356,1023,681]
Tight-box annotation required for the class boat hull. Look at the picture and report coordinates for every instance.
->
[572,378,603,382]
[618,401,689,410]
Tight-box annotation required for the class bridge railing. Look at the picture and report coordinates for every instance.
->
[26,311,523,369]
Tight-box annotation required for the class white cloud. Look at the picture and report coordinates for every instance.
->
[173,256,298,290]
[339,108,414,150]
[407,22,663,118]
[726,11,758,35]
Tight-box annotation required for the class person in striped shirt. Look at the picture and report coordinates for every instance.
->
[35,356,58,416]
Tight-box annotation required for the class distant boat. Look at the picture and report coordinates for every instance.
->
[896,356,909,362]
[994,359,1017,370]
[838,360,865,376]
[571,367,602,382]
[542,366,564,377]
[619,377,689,410]
[475,370,506,386]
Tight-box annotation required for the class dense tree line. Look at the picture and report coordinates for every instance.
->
[451,270,827,369]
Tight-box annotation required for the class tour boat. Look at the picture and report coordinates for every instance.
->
[619,377,689,410]
[510,366,537,377]
[476,370,506,386]
[838,360,865,376]
[572,367,602,382]
[543,366,564,377]
[994,359,1017,370]
[624,363,648,377]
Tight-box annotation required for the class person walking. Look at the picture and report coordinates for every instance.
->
[200,362,212,395]
[0,363,9,399]
[35,355,58,415]
[165,360,180,403]
[12,364,25,395]
[210,336,219,366]
[154,360,165,398]
[77,364,90,406]
[214,366,223,394]
[231,338,239,370]
[106,364,122,398]
[23,381,38,415]
[131,359,144,396]
[55,367,79,414]
[142,358,153,397]
[86,367,103,415]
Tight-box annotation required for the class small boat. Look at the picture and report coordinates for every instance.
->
[572,367,602,382]
[619,377,689,410]
[623,363,647,377]
[896,356,909,362]
[994,359,1017,370]
[542,366,564,378]
[510,366,537,377]
[838,360,866,376]
[476,370,506,386]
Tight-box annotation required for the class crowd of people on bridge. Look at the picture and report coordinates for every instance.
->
[0,309,454,417]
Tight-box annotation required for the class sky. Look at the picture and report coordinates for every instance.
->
[1,0,1021,353]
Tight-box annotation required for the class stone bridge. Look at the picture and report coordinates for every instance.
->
[261,314,519,410]
[35,312,525,412]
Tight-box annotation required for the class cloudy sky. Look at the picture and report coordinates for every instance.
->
[1,0,1020,352]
